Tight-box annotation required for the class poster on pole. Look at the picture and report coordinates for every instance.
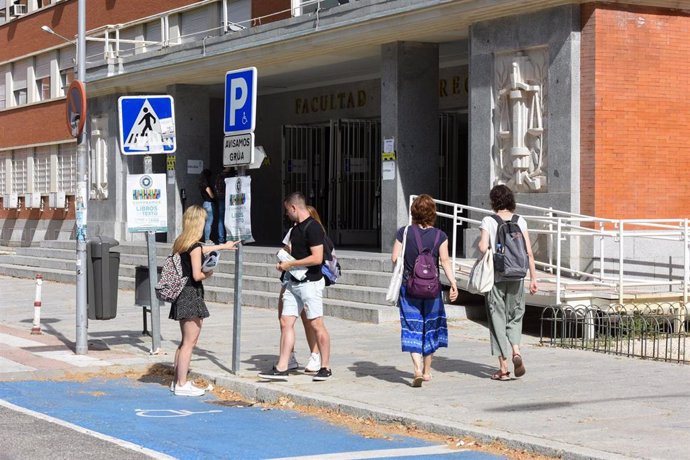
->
[126,174,168,233]
[224,176,253,242]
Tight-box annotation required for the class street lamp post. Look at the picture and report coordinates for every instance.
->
[75,0,88,355]
[41,3,88,354]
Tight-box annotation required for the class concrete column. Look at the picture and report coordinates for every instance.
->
[165,84,211,240]
[380,42,439,252]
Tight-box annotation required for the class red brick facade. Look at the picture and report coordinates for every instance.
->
[252,0,291,25]
[580,3,690,219]
[0,0,211,223]
[0,0,199,62]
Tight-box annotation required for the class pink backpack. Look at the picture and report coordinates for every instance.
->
[155,254,188,302]
[405,226,442,299]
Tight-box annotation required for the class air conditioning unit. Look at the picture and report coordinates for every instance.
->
[10,4,27,16]
[25,193,41,209]
[3,193,18,209]
[49,191,67,209]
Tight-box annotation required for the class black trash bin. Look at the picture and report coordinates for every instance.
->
[135,265,163,306]
[135,265,163,335]
[87,236,120,320]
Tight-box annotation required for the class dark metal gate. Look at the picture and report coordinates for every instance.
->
[282,119,381,247]
[438,112,468,254]
[283,115,465,250]
[282,123,331,228]
[329,119,381,247]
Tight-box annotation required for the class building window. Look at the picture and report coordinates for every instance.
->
[34,147,50,194]
[35,53,53,101]
[12,149,30,195]
[58,143,77,194]
[38,77,50,100]
[0,66,6,110]
[13,88,27,105]
[60,69,73,94]
[0,152,7,194]
[12,59,29,107]
[58,47,75,97]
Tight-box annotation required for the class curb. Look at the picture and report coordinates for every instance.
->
[188,368,633,460]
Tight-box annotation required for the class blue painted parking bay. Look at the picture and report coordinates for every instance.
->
[0,378,502,459]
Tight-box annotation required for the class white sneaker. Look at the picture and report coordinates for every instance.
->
[305,352,321,373]
[174,381,205,397]
[287,352,299,371]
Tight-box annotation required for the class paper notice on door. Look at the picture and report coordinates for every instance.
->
[382,161,396,181]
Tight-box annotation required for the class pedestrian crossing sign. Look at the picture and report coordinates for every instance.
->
[118,95,176,155]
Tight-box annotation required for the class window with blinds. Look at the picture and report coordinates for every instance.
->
[117,24,144,56]
[34,147,51,194]
[12,149,30,195]
[58,144,77,194]
[180,5,215,43]
[12,59,30,106]
[35,52,53,101]
[0,152,7,194]
[144,20,163,51]
[0,65,6,109]
[59,47,75,96]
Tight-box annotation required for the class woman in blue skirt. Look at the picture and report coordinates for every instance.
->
[391,194,458,387]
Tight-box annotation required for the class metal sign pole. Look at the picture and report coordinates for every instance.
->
[144,155,161,354]
[231,166,246,374]
[224,68,256,374]
[75,0,88,355]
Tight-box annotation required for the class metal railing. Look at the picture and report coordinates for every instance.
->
[82,0,358,63]
[540,303,688,363]
[412,195,690,305]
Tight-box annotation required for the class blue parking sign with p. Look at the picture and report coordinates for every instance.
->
[224,67,257,134]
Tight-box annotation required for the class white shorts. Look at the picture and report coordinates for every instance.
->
[282,278,325,320]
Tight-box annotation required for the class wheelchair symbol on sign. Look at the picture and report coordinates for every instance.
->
[135,409,222,418]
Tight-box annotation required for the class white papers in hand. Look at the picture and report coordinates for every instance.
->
[277,249,307,281]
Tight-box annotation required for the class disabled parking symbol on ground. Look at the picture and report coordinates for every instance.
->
[135,408,222,418]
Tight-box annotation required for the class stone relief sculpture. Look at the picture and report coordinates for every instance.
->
[493,49,547,192]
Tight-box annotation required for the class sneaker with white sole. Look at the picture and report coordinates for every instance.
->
[305,352,321,372]
[287,352,299,371]
[174,381,205,396]
[258,366,289,381]
[312,367,332,381]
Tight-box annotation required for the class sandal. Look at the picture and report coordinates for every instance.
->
[512,354,526,378]
[491,370,511,381]
[412,374,424,387]
[422,373,432,382]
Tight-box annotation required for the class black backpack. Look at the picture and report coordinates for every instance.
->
[491,214,529,279]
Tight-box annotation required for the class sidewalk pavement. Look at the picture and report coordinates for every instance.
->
[0,275,687,460]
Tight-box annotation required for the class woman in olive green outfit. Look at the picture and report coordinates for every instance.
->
[477,185,538,381]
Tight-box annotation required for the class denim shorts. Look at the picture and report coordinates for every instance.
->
[282,278,325,320]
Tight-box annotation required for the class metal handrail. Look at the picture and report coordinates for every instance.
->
[411,195,690,306]
[83,0,362,62]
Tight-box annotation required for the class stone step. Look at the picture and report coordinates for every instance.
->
[120,276,399,323]
[1,253,392,290]
[0,255,395,323]
[36,240,395,273]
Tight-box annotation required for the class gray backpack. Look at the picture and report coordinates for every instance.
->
[491,214,529,279]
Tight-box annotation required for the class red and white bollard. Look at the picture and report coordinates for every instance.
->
[31,274,43,335]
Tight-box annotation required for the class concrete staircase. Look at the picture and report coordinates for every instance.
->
[0,240,403,323]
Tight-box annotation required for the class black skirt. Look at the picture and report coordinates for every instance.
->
[168,285,209,321]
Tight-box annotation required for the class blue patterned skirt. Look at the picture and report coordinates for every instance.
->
[399,285,448,356]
